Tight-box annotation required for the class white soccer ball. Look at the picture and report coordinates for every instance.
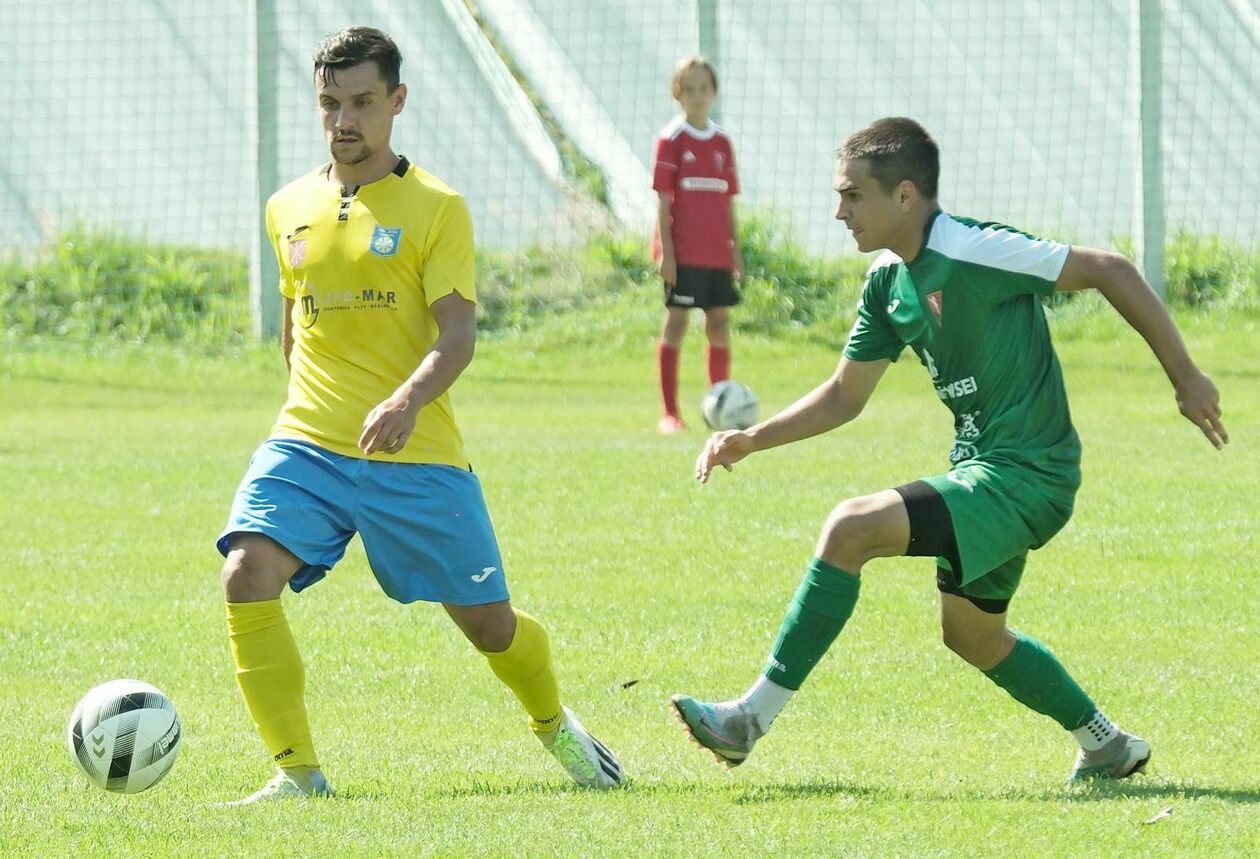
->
[702,380,759,430]
[67,679,181,794]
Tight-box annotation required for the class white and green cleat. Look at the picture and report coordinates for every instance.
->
[538,706,625,789]
[225,767,334,806]
[1069,732,1151,782]
[669,694,764,768]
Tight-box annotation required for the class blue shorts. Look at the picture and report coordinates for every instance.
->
[217,439,509,605]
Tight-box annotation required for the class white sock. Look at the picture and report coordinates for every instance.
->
[1071,710,1120,751]
[737,675,795,733]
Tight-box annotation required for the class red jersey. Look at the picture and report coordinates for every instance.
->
[651,117,740,270]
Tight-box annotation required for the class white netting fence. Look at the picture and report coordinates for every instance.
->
[2,1,1256,333]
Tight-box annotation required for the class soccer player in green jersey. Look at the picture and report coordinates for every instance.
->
[671,117,1227,781]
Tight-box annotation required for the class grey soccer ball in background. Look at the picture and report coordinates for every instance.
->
[702,381,759,430]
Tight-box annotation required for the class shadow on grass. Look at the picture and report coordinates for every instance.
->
[1064,780,1260,804]
[427,777,1259,805]
[430,779,613,800]
[727,778,1260,805]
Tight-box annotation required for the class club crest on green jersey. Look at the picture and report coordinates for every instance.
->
[369,225,402,257]
[926,290,942,323]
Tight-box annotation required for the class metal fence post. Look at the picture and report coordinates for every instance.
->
[1138,0,1166,299]
[698,0,720,121]
[252,0,281,338]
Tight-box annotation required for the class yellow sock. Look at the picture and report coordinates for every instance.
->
[479,609,563,733]
[226,599,319,769]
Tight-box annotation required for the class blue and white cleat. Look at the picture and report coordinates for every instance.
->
[1069,732,1151,782]
[669,694,763,768]
[539,706,625,789]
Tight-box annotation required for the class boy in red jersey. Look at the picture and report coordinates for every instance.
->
[652,56,744,434]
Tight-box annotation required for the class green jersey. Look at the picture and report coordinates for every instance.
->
[844,212,1080,478]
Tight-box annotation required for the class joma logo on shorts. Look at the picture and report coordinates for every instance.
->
[936,376,978,400]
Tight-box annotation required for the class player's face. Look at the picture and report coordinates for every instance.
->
[833,159,904,253]
[317,61,406,166]
[676,66,716,119]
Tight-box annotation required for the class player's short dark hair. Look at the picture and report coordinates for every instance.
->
[839,117,939,200]
[313,27,402,92]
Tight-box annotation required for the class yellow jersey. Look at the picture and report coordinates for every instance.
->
[264,157,475,467]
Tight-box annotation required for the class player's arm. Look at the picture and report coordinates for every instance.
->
[264,202,295,371]
[358,292,477,455]
[657,191,677,285]
[695,356,890,484]
[1056,246,1227,449]
[280,297,295,371]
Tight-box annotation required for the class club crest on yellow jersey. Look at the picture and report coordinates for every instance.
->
[370,225,403,257]
[288,238,307,268]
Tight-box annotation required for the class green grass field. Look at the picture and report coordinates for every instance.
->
[1,306,1256,857]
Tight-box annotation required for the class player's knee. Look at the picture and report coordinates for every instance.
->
[704,312,730,339]
[451,604,515,652]
[941,623,1004,668]
[220,551,245,593]
[467,623,513,653]
[220,551,261,601]
[818,500,879,569]
[662,309,689,339]
[220,539,289,602]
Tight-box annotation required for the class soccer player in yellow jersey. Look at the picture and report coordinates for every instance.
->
[216,27,623,803]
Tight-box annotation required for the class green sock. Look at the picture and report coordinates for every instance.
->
[763,557,861,691]
[983,632,1097,730]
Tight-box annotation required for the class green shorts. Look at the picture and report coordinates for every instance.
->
[922,457,1079,602]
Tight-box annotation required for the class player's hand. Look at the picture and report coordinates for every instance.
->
[733,251,745,281]
[659,254,677,287]
[359,392,420,455]
[695,430,755,484]
[1174,368,1228,449]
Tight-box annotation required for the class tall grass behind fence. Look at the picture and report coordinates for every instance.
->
[2,223,1255,349]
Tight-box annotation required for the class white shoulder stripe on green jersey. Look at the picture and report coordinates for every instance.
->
[928,214,1070,282]
[866,249,902,276]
